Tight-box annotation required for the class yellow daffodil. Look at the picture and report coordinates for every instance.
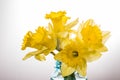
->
[54,19,110,77]
[46,11,79,50]
[21,11,110,79]
[21,31,33,50]
[77,19,110,52]
[54,40,104,77]
[45,11,78,35]
[21,26,56,61]
[45,11,70,33]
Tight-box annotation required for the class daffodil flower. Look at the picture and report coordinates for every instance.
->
[21,11,110,78]
[54,39,107,77]
[45,11,70,33]
[46,11,79,50]
[55,41,87,77]
[21,26,56,61]
[77,19,110,52]
[54,19,110,77]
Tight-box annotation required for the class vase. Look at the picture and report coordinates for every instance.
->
[50,61,88,80]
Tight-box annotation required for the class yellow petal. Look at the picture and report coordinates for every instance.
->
[84,51,102,62]
[48,23,54,33]
[43,49,53,55]
[76,59,87,77]
[81,20,103,50]
[34,54,46,61]
[22,50,41,60]
[45,11,66,19]
[84,19,94,28]
[21,31,33,50]
[77,66,86,77]
[65,18,79,30]
[45,11,70,33]
[102,31,110,43]
[97,45,108,52]
[61,63,75,77]
[57,32,69,39]
[31,27,47,46]
[22,46,47,60]
[59,38,71,49]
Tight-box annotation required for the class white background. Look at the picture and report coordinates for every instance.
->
[0,0,120,80]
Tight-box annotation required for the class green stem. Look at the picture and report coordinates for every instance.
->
[51,52,56,56]
[64,73,76,80]
[56,38,62,51]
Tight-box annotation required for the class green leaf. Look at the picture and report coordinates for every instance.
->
[64,73,76,80]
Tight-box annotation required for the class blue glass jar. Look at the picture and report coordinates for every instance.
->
[50,61,88,80]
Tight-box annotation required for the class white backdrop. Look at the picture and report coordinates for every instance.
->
[0,0,120,80]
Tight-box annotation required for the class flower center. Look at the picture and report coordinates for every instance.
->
[72,51,78,57]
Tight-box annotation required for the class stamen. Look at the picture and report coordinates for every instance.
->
[72,51,78,57]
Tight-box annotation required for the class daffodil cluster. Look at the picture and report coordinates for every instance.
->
[21,11,110,77]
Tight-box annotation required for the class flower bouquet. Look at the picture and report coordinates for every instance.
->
[21,11,110,80]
